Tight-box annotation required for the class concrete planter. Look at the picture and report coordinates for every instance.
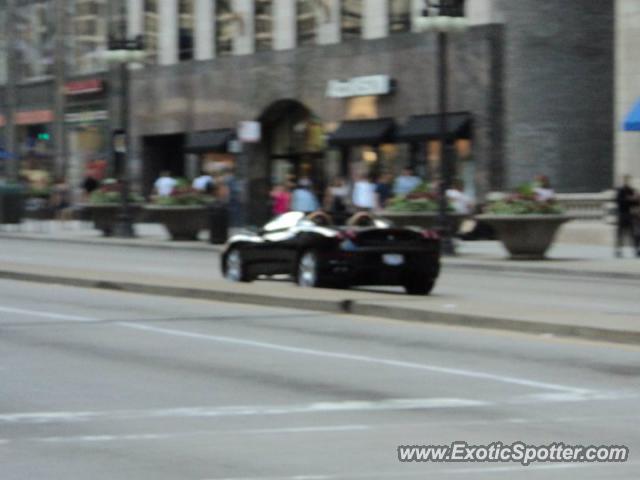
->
[80,204,143,237]
[476,214,571,260]
[143,205,208,241]
[380,211,467,232]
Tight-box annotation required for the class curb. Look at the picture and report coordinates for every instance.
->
[2,232,637,281]
[1,268,638,347]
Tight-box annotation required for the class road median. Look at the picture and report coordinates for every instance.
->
[0,263,638,347]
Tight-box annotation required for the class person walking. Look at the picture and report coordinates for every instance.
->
[393,167,421,197]
[153,171,177,197]
[375,172,394,210]
[352,174,378,211]
[323,177,350,222]
[290,179,319,214]
[270,183,291,216]
[615,175,640,258]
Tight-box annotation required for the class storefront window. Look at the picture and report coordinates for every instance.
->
[144,0,159,63]
[70,0,107,75]
[389,0,411,34]
[216,0,234,57]
[341,0,362,41]
[297,0,315,46]
[15,1,55,80]
[0,6,7,85]
[255,0,273,52]
[179,0,194,61]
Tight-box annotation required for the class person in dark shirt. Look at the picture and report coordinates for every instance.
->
[81,175,100,201]
[615,175,640,257]
[375,172,394,210]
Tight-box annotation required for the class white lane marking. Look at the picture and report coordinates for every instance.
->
[0,397,488,425]
[449,461,637,474]
[119,322,590,394]
[0,305,97,322]
[36,425,371,444]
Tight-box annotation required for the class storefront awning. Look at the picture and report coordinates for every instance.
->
[396,112,472,142]
[185,129,235,153]
[328,118,396,147]
[624,100,640,131]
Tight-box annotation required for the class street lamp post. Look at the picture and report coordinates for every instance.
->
[103,32,145,238]
[415,1,468,255]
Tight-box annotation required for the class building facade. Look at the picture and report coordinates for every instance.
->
[1,0,616,220]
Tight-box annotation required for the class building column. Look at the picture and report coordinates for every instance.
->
[127,0,143,37]
[317,0,340,45]
[273,0,295,50]
[158,0,178,65]
[363,0,388,39]
[195,0,214,60]
[232,0,254,55]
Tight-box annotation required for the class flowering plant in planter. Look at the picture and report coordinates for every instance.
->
[387,183,452,212]
[89,179,144,205]
[484,183,564,215]
[152,180,215,206]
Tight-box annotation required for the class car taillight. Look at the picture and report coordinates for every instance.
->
[421,229,440,240]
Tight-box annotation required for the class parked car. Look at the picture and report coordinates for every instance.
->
[221,211,441,295]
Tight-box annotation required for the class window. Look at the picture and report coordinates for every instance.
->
[297,0,315,46]
[15,1,55,80]
[341,0,362,41]
[144,0,159,63]
[70,0,107,75]
[255,0,273,52]
[389,0,411,34]
[179,0,194,60]
[215,0,233,56]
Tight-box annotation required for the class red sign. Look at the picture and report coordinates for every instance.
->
[15,110,55,125]
[64,79,104,95]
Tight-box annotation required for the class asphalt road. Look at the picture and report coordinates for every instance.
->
[1,279,639,480]
[1,238,640,320]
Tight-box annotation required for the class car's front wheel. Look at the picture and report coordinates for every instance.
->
[297,251,323,288]
[224,249,251,282]
[403,276,436,295]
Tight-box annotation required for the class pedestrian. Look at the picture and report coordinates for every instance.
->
[615,175,640,258]
[534,174,555,201]
[375,172,394,210]
[446,179,474,214]
[290,179,320,214]
[393,167,422,197]
[81,172,100,202]
[192,170,214,193]
[153,170,177,197]
[323,176,350,222]
[270,183,291,216]
[50,177,72,224]
[352,173,378,211]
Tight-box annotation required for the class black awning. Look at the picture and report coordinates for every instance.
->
[328,118,396,147]
[185,128,235,153]
[396,112,472,143]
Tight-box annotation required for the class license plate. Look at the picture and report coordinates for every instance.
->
[383,254,404,266]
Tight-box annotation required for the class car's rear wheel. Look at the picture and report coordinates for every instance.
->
[225,249,250,282]
[297,251,323,288]
[403,276,435,295]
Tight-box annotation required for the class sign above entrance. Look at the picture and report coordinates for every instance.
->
[326,75,394,99]
[238,121,262,143]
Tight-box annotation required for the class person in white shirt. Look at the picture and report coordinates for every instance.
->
[446,179,474,214]
[153,171,178,197]
[192,171,214,192]
[352,174,378,211]
[393,167,422,196]
[534,174,555,201]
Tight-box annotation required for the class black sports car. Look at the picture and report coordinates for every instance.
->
[221,211,441,295]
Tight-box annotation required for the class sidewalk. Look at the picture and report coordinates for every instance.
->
[2,220,639,279]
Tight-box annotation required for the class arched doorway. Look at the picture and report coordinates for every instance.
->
[259,99,325,191]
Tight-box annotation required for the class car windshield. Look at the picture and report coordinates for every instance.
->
[262,212,305,232]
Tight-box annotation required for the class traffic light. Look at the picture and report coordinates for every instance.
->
[37,133,51,141]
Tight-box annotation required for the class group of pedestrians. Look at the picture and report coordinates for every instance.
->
[268,168,476,221]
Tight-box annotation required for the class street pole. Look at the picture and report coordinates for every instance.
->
[4,0,17,180]
[53,0,68,180]
[437,30,455,255]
